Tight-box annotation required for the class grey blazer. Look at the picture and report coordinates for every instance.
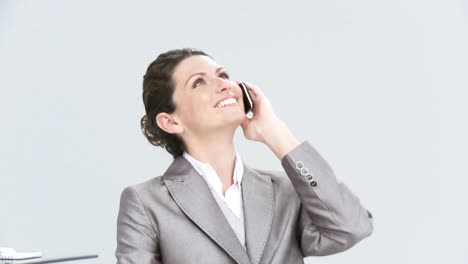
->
[116,140,374,264]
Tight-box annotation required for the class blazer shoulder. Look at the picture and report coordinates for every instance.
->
[121,175,165,198]
[251,168,300,200]
[252,168,284,179]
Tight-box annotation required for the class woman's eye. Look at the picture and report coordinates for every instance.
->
[193,78,204,88]
[192,73,229,88]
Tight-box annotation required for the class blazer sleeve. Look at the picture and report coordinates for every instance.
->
[280,140,374,256]
[115,186,161,264]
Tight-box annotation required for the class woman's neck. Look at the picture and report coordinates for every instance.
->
[184,130,238,193]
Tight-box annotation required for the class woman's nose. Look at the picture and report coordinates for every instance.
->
[218,85,231,93]
[216,79,233,93]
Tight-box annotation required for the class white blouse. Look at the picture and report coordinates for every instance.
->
[182,150,245,220]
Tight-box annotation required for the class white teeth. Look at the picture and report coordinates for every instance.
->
[216,98,237,108]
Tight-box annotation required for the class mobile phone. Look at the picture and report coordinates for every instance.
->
[238,82,254,114]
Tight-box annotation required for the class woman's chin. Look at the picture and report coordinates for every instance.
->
[214,112,246,127]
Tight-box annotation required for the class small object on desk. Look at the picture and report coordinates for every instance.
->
[0,248,42,261]
[12,254,99,264]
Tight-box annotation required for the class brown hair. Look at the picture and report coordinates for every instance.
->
[140,48,212,159]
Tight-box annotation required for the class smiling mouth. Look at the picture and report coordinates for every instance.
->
[214,97,239,108]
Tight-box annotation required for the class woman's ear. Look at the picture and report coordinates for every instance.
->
[155,112,184,135]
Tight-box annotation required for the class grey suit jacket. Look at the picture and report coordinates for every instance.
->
[116,140,374,264]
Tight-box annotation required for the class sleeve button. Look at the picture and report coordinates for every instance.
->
[305,174,313,181]
[295,161,304,169]
[310,181,317,187]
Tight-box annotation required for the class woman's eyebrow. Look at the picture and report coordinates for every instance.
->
[184,67,225,87]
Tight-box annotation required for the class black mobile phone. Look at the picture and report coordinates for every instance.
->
[238,82,254,114]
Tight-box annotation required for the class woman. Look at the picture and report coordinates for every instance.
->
[116,48,374,264]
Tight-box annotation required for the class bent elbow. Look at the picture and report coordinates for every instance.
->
[346,209,374,248]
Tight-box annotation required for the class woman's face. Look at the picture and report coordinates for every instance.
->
[168,55,246,135]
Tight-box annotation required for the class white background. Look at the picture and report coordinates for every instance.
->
[1,0,467,263]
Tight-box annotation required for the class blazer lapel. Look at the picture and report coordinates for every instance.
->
[162,156,252,264]
[241,164,275,264]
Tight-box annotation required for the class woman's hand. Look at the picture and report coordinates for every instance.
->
[237,81,281,144]
[237,81,301,160]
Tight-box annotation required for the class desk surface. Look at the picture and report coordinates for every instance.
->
[0,254,98,264]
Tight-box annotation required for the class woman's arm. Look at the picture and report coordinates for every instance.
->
[278,138,374,256]
[115,186,161,264]
[238,81,373,255]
